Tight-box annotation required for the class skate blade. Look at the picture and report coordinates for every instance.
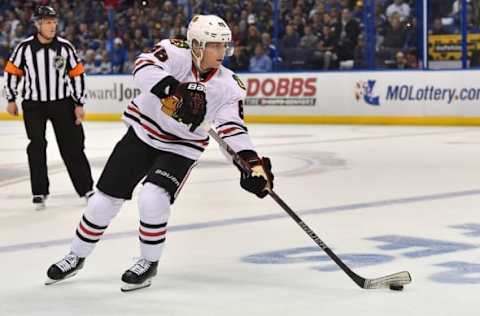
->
[121,279,152,292]
[35,203,46,211]
[44,271,78,285]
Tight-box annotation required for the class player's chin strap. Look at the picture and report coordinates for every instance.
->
[206,125,412,290]
[191,48,204,73]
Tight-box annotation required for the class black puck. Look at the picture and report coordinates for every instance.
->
[389,284,404,291]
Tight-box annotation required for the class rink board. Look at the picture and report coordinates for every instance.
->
[1,70,480,125]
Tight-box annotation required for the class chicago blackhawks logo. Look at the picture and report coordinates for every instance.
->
[232,74,246,90]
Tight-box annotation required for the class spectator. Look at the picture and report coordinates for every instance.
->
[310,25,338,69]
[309,1,325,19]
[261,32,281,65]
[300,25,318,49]
[451,0,464,16]
[375,2,389,35]
[83,49,97,74]
[110,37,128,74]
[431,2,452,19]
[281,24,300,51]
[238,9,249,33]
[0,56,4,75]
[392,51,413,69]
[404,17,418,49]
[310,11,324,35]
[245,24,262,57]
[406,50,419,69]
[324,0,342,14]
[351,1,364,21]
[249,43,272,72]
[353,33,367,69]
[77,22,91,48]
[10,24,24,48]
[381,14,407,53]
[0,21,8,49]
[470,49,480,67]
[228,46,250,72]
[247,13,256,28]
[429,18,448,35]
[133,29,148,52]
[123,52,137,74]
[291,8,306,35]
[158,16,172,39]
[337,8,361,62]
[98,50,112,74]
[231,23,245,47]
[386,0,411,22]
[339,0,353,10]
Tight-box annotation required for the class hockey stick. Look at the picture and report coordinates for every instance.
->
[208,128,412,289]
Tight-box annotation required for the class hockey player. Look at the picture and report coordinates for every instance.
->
[45,15,274,292]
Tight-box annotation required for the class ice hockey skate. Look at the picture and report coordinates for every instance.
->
[121,258,158,292]
[45,253,85,285]
[33,195,47,211]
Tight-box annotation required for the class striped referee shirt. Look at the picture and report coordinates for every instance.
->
[3,35,86,105]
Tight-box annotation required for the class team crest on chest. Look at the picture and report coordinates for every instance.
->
[54,55,66,70]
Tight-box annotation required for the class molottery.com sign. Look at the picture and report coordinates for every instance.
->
[243,76,317,106]
[356,78,480,107]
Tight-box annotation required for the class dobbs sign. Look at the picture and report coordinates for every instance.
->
[242,76,317,106]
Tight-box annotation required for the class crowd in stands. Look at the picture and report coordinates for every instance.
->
[0,0,477,76]
[430,1,480,34]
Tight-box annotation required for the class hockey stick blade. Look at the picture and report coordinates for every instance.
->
[363,271,412,289]
[207,128,413,290]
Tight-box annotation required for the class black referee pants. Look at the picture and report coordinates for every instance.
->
[21,98,93,197]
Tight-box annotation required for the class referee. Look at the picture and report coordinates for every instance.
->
[4,6,94,210]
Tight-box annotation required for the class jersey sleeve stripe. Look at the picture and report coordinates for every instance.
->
[219,126,241,135]
[133,63,163,76]
[216,121,248,132]
[221,131,248,139]
[134,58,156,67]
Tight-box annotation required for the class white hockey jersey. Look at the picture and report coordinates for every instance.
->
[123,38,255,161]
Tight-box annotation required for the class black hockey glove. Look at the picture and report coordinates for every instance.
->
[237,150,274,198]
[159,81,207,132]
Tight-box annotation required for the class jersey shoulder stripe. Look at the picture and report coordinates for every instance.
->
[57,36,76,51]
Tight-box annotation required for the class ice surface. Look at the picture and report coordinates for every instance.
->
[1,121,479,315]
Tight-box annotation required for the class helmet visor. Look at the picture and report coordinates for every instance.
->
[225,42,235,57]
[204,41,235,57]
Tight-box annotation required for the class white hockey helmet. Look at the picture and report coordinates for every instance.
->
[187,15,234,57]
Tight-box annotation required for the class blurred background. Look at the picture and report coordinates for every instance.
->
[1,0,479,75]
